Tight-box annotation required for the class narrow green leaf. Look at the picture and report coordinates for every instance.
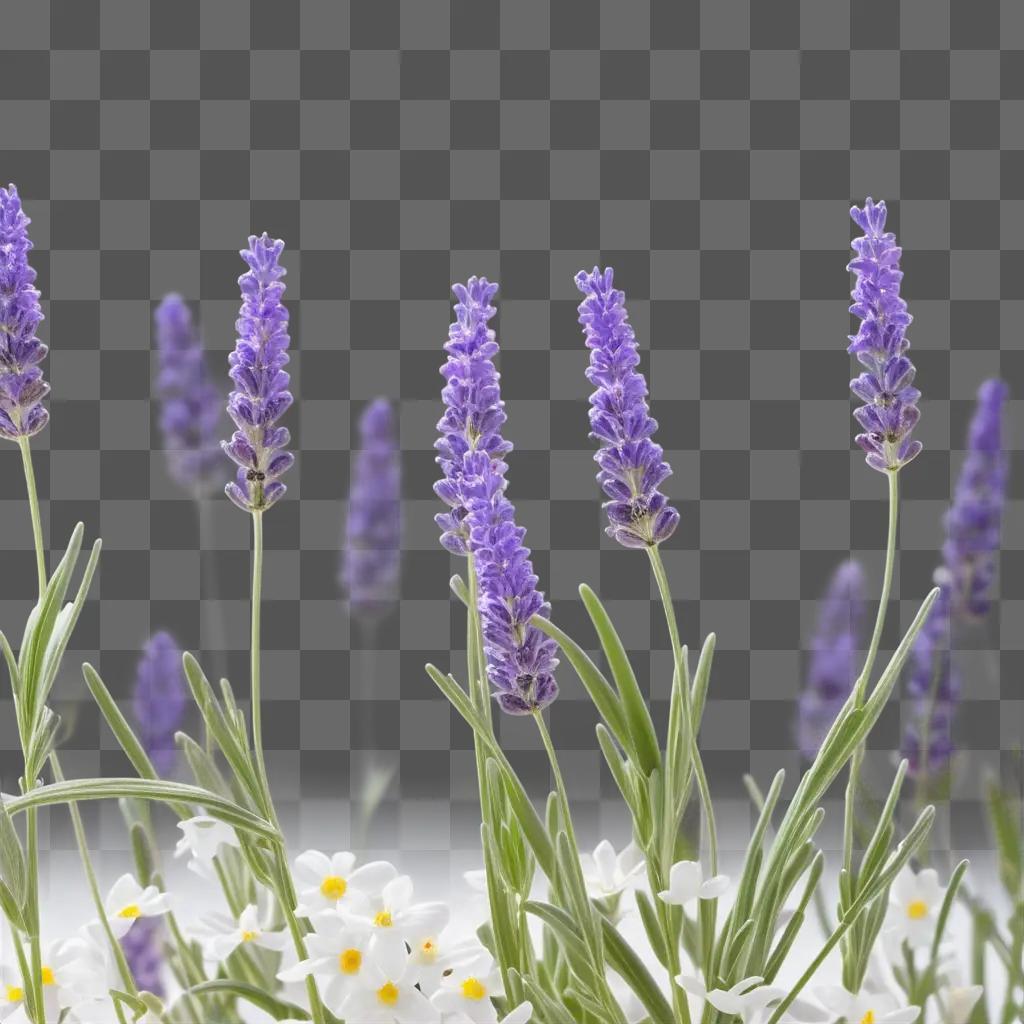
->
[578,583,661,776]
[532,613,631,752]
[129,822,156,887]
[4,778,276,841]
[690,632,716,727]
[599,914,676,1024]
[187,979,309,1021]
[986,780,1023,898]
[0,800,26,907]
[635,890,670,968]
[524,900,598,985]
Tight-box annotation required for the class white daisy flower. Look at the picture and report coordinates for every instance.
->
[580,840,645,898]
[352,875,449,964]
[174,816,239,881]
[430,952,504,1023]
[0,962,59,1022]
[814,986,920,1024]
[658,860,729,910]
[885,867,945,950]
[102,874,170,939]
[341,958,439,1024]
[193,903,288,962]
[407,931,483,995]
[293,849,397,916]
[278,915,399,1018]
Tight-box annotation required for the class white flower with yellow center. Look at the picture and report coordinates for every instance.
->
[581,839,645,898]
[341,959,439,1024]
[193,904,288,962]
[430,953,504,1023]
[676,975,790,1022]
[353,875,450,964]
[886,867,945,950]
[102,874,170,939]
[814,986,920,1024]
[0,962,60,1022]
[408,931,483,994]
[293,849,397,916]
[658,860,730,911]
[174,816,239,881]
[278,915,397,1017]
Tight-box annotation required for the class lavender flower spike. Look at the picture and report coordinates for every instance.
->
[155,294,222,493]
[848,198,922,473]
[132,631,187,776]
[223,234,294,513]
[575,267,679,548]
[466,452,559,715]
[434,277,512,554]
[343,398,402,619]
[943,378,1009,619]
[121,918,165,997]
[0,184,48,441]
[797,560,866,759]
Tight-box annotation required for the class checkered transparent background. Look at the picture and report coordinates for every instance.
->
[0,0,1020,877]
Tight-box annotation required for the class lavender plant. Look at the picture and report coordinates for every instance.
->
[428,246,944,1024]
[0,194,1005,1024]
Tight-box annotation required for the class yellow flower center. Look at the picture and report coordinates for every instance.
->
[374,910,393,928]
[40,967,54,986]
[420,938,437,961]
[241,929,258,942]
[339,948,362,975]
[118,904,142,919]
[461,977,487,1000]
[320,875,347,901]
[906,900,928,920]
[860,1012,875,1024]
[377,981,399,1005]
[5,986,23,1003]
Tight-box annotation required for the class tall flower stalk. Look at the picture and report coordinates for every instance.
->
[0,183,50,1022]
[220,235,323,1024]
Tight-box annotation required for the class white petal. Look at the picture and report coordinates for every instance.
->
[499,1005,533,1024]
[382,874,414,911]
[592,840,618,888]
[294,849,333,885]
[675,973,707,999]
[350,860,400,897]
[330,851,359,876]
[880,1010,921,1024]
[664,861,703,905]
[699,874,731,900]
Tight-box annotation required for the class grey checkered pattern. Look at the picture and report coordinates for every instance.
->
[0,0,1020,884]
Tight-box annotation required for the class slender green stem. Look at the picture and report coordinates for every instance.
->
[249,511,275,824]
[647,546,718,877]
[18,437,46,595]
[50,755,137,995]
[17,437,47,1024]
[843,469,900,880]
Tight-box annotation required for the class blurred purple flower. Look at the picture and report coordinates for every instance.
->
[0,184,48,441]
[847,198,922,474]
[222,234,294,513]
[797,560,866,760]
[902,379,1010,776]
[154,294,222,493]
[343,398,402,620]
[133,631,187,776]
[575,267,678,548]
[121,917,164,997]
[943,378,1009,619]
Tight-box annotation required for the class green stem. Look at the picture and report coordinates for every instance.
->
[843,469,900,880]
[17,437,47,1024]
[18,436,46,595]
[249,511,275,824]
[50,755,138,995]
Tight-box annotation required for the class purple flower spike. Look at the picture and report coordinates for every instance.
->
[943,379,1009,619]
[222,234,294,513]
[154,294,222,493]
[797,561,866,759]
[434,277,512,554]
[343,398,402,620]
[0,185,48,441]
[847,198,922,474]
[466,452,559,715]
[434,279,557,714]
[132,631,187,776]
[121,917,165,997]
[575,267,679,549]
